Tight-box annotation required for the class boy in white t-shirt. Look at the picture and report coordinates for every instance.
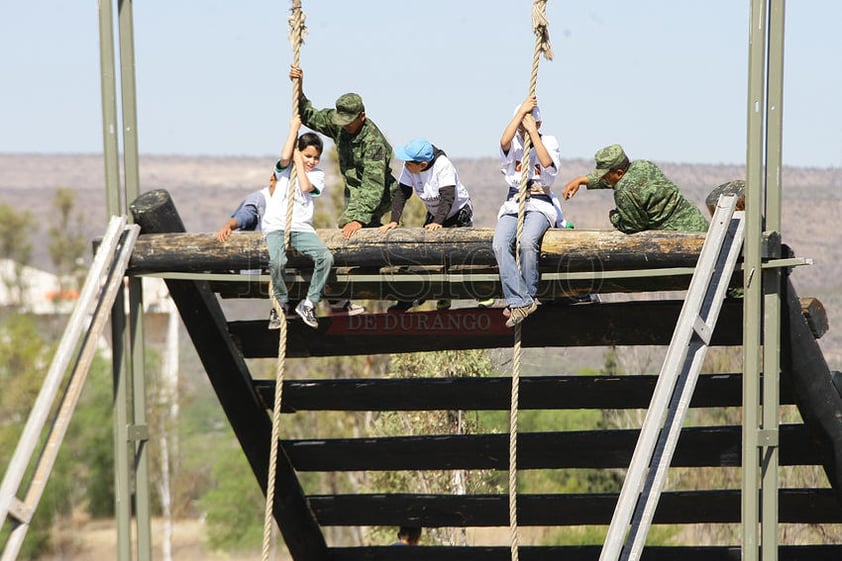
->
[380,138,475,311]
[214,117,333,329]
[261,116,334,329]
[492,95,562,328]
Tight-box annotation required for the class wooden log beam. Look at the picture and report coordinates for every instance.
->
[128,212,709,275]
[782,277,842,504]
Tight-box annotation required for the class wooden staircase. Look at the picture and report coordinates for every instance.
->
[129,189,842,561]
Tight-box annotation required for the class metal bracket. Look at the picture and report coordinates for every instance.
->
[126,424,149,442]
[757,429,779,447]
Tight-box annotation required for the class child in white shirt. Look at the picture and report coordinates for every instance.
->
[262,116,333,329]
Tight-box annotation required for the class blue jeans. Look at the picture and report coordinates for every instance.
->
[265,230,334,305]
[492,211,550,308]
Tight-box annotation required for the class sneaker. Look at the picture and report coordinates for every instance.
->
[329,299,366,315]
[295,301,319,329]
[388,299,425,312]
[268,307,283,330]
[505,300,538,328]
[436,299,452,311]
[477,298,495,308]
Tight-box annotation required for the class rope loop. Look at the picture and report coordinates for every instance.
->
[531,0,553,61]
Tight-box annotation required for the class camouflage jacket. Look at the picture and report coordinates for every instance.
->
[587,160,709,233]
[298,95,397,227]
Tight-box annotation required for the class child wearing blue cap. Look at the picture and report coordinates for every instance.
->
[492,95,561,328]
[380,138,475,311]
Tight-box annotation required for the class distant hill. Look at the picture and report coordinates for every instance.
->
[1,153,841,367]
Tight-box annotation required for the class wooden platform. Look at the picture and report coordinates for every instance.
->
[127,189,842,561]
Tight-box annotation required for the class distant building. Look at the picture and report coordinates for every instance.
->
[0,258,177,361]
[0,258,77,314]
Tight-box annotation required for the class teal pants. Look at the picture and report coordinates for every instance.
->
[265,230,334,305]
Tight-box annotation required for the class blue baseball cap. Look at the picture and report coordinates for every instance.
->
[394,138,434,163]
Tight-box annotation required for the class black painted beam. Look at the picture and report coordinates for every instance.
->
[254,374,796,412]
[129,189,328,561]
[307,489,842,526]
[230,300,747,358]
[281,424,818,471]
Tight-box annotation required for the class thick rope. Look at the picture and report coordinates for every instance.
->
[510,3,552,561]
[261,289,288,561]
[262,3,306,561]
[284,2,307,251]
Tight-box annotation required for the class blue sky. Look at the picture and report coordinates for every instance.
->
[1,1,840,167]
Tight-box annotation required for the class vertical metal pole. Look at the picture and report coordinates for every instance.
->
[97,3,132,561]
[743,1,768,561]
[762,2,785,561]
[97,0,122,217]
[116,1,152,561]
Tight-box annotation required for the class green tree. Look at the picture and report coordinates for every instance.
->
[199,443,265,551]
[0,313,74,559]
[0,204,36,309]
[66,355,115,517]
[47,188,88,296]
[365,349,499,546]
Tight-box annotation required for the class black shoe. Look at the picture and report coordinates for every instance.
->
[388,299,425,312]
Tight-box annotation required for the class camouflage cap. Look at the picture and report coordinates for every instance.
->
[331,92,365,126]
[587,144,628,183]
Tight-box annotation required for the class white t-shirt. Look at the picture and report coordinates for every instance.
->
[497,133,562,227]
[262,164,325,235]
[398,154,471,219]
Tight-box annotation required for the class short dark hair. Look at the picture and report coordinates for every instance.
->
[298,132,323,154]
[610,156,630,173]
[398,526,422,543]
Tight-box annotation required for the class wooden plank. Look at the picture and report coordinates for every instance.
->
[307,489,842,526]
[281,425,818,471]
[128,227,709,274]
[128,189,329,561]
[329,545,842,561]
[208,272,702,301]
[782,278,842,504]
[230,300,747,358]
[255,374,797,412]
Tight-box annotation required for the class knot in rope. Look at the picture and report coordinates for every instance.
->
[531,0,553,61]
[287,2,308,48]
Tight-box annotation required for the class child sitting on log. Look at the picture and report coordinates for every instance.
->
[492,95,562,328]
[216,115,332,330]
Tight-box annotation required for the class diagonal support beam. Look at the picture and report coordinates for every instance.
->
[129,190,328,561]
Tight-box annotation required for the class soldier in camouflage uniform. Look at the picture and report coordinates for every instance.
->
[563,144,708,234]
[289,65,397,240]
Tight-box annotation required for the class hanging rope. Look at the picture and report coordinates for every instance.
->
[284,0,307,251]
[262,3,307,561]
[510,3,552,561]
